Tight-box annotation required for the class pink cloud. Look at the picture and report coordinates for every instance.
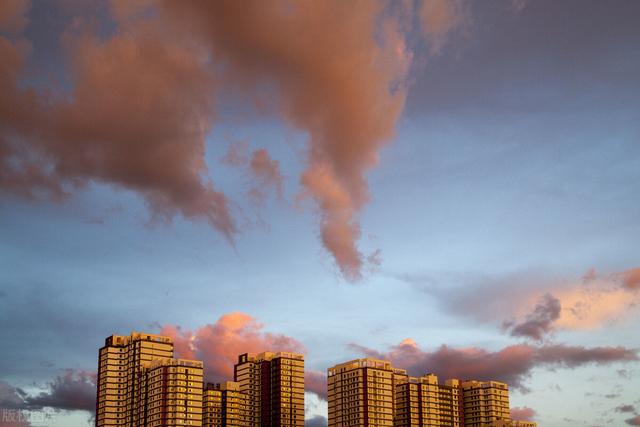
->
[249,148,284,201]
[418,0,469,54]
[1,0,421,281]
[510,406,536,421]
[161,312,305,383]
[350,338,638,391]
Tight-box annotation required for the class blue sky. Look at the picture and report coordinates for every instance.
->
[1,1,639,426]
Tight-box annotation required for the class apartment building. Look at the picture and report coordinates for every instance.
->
[203,381,248,427]
[394,374,461,427]
[327,358,405,427]
[95,332,203,427]
[461,380,510,427]
[233,352,305,427]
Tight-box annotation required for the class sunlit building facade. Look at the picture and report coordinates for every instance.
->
[394,374,461,427]
[233,352,305,427]
[461,380,510,427]
[95,332,203,427]
[327,358,405,427]
[203,381,248,427]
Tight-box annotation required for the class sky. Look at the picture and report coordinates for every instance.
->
[1,0,639,426]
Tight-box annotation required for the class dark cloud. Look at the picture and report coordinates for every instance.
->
[24,370,95,413]
[504,293,561,341]
[0,370,95,417]
[627,416,640,426]
[616,404,636,413]
[350,339,639,391]
[305,415,328,427]
[0,380,28,410]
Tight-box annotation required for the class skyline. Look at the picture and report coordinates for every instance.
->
[94,329,534,427]
[1,1,640,426]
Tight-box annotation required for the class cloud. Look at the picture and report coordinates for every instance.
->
[158,0,412,281]
[1,5,236,239]
[221,140,250,167]
[0,370,95,423]
[0,0,30,33]
[349,338,638,391]
[503,293,561,341]
[161,312,328,399]
[0,379,32,426]
[627,416,640,426]
[305,370,327,400]
[616,404,636,413]
[418,0,468,54]
[407,267,640,336]
[0,380,28,410]
[305,415,328,427]
[620,268,640,290]
[24,370,96,413]
[249,148,284,202]
[510,406,536,420]
[161,311,305,381]
[1,0,418,281]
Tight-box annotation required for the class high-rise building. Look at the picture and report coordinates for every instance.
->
[233,352,305,427]
[436,379,462,427]
[95,332,203,427]
[203,381,248,427]
[460,380,510,427]
[327,358,404,427]
[145,358,204,427]
[394,374,461,427]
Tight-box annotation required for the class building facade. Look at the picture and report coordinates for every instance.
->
[95,332,203,427]
[233,352,305,427]
[460,380,510,427]
[203,381,248,427]
[327,358,405,427]
[394,375,461,427]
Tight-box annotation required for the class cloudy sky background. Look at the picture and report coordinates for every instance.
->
[1,0,639,426]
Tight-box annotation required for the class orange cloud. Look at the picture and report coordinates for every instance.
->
[418,0,468,54]
[454,267,640,338]
[510,406,536,421]
[161,312,305,383]
[0,0,30,33]
[535,268,640,331]
[157,0,412,281]
[249,148,284,202]
[1,0,421,281]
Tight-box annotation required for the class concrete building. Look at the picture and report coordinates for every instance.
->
[95,332,203,427]
[327,358,406,427]
[203,381,248,427]
[233,352,305,427]
[461,380,510,427]
[145,358,204,427]
[394,374,461,427]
